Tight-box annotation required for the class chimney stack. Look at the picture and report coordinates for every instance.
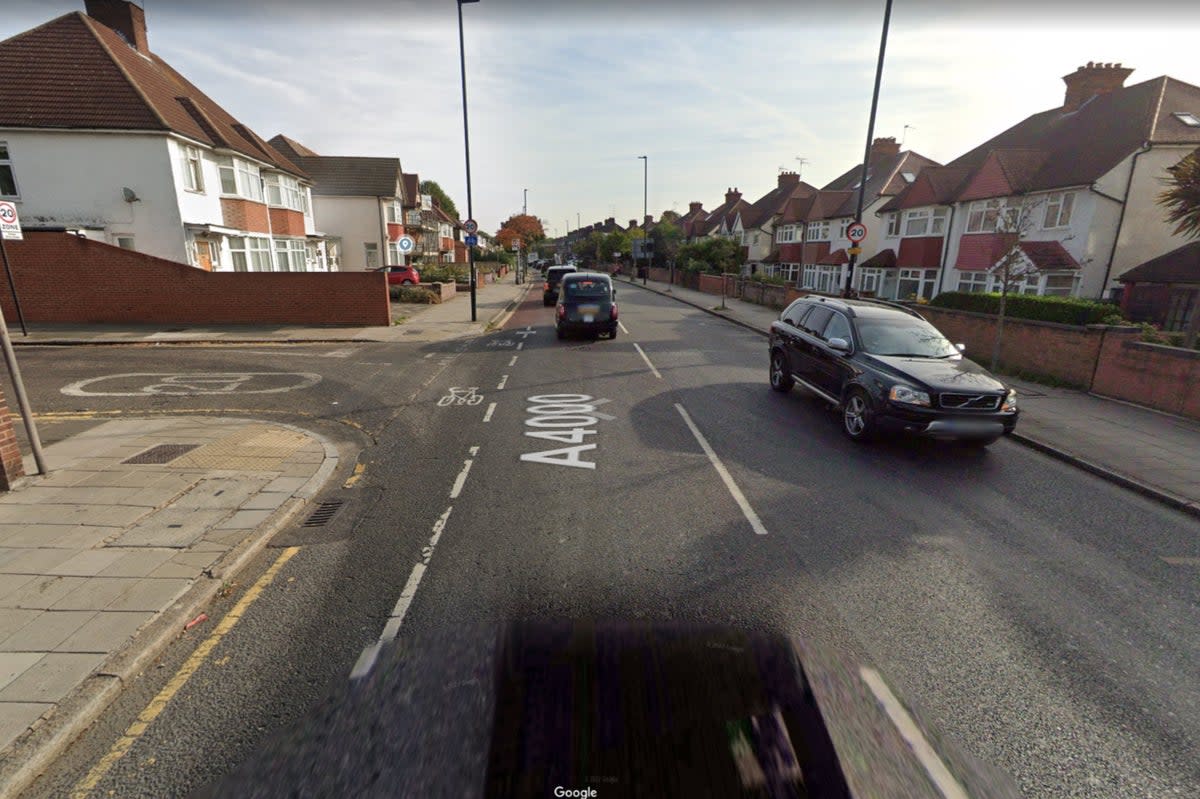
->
[778,170,800,188]
[870,137,900,158]
[725,187,741,204]
[85,0,149,53]
[689,202,704,214]
[1062,62,1133,112]
[644,214,653,226]
[629,219,639,229]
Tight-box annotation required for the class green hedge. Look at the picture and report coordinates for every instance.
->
[929,291,1126,326]
[389,285,436,303]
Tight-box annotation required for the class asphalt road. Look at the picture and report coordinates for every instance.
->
[10,285,1200,798]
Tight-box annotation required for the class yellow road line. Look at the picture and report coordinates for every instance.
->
[342,462,366,488]
[70,546,301,799]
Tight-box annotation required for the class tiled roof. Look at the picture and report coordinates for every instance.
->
[860,248,897,268]
[1119,240,1200,283]
[742,180,819,229]
[401,173,420,206]
[285,156,402,197]
[818,249,849,266]
[696,197,752,236]
[879,166,974,212]
[821,151,941,216]
[950,75,1200,191]
[268,134,320,161]
[1019,240,1080,270]
[0,12,305,176]
[781,190,855,224]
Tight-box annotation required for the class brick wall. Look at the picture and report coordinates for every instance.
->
[221,198,270,233]
[269,208,306,236]
[0,384,24,491]
[698,273,736,296]
[915,306,1108,387]
[1,232,390,326]
[1091,330,1200,419]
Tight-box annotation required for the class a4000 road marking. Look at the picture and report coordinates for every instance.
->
[519,393,611,470]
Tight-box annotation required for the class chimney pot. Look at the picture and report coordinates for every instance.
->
[1062,60,1134,112]
[644,214,653,225]
[86,0,149,53]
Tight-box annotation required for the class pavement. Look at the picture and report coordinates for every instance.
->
[618,272,1200,517]
[8,272,530,346]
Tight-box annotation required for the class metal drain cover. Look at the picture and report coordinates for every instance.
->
[123,443,201,465]
[302,500,345,528]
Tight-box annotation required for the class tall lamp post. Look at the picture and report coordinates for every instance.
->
[637,155,647,283]
[523,188,528,216]
[457,0,480,321]
[843,0,893,298]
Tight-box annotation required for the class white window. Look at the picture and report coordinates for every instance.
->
[387,241,404,264]
[930,208,948,235]
[1043,192,1074,229]
[364,242,380,269]
[386,202,403,224]
[1173,112,1200,127]
[858,268,882,294]
[1000,199,1025,233]
[885,213,900,237]
[115,235,135,250]
[420,194,432,211]
[801,264,818,289]
[1042,273,1079,296]
[898,268,936,300]
[406,210,422,226]
[806,221,831,241]
[264,173,305,211]
[0,142,19,198]
[958,272,990,293]
[208,240,220,268]
[904,209,931,237]
[837,219,850,240]
[965,199,1002,233]
[228,236,272,272]
[776,225,798,244]
[179,144,204,192]
[779,263,799,282]
[216,156,263,201]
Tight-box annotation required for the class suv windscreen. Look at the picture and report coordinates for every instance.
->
[855,316,958,358]
[547,269,573,285]
[563,279,610,299]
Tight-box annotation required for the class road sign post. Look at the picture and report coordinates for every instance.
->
[0,201,27,336]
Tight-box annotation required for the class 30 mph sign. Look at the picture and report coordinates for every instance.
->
[847,222,867,243]
[0,201,22,241]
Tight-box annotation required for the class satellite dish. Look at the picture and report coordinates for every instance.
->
[123,187,140,203]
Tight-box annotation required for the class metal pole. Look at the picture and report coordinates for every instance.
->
[843,0,893,298]
[457,0,477,321]
[0,304,46,474]
[639,155,648,285]
[0,236,28,336]
[523,188,527,216]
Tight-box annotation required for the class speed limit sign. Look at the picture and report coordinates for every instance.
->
[847,222,867,243]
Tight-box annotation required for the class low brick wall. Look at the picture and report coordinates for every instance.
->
[1091,330,1200,418]
[1,232,390,326]
[738,281,791,309]
[648,267,671,282]
[0,384,24,491]
[428,281,456,302]
[697,273,737,296]
[915,306,1110,387]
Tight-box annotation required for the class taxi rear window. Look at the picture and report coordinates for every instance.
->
[564,280,610,298]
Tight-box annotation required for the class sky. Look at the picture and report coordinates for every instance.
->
[4,0,1200,236]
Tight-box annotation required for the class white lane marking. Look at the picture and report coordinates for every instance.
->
[62,372,321,397]
[483,402,497,423]
[516,341,524,351]
[633,343,663,379]
[449,457,475,499]
[469,445,480,456]
[497,374,509,390]
[355,362,392,367]
[508,355,519,367]
[324,347,359,358]
[618,321,630,334]
[424,353,434,359]
[350,641,382,680]
[860,667,970,799]
[674,403,767,536]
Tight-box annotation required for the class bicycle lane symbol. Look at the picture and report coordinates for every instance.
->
[437,387,484,406]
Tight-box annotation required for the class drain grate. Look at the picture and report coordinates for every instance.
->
[302,500,345,528]
[123,443,201,465]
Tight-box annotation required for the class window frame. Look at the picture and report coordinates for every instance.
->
[0,141,20,198]
[903,208,931,237]
[179,144,205,193]
[1042,192,1074,229]
[885,212,900,237]
[965,199,1002,233]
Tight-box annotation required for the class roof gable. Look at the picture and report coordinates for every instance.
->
[293,156,403,197]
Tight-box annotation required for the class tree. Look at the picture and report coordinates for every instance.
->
[650,219,683,269]
[1158,147,1200,239]
[601,230,632,262]
[676,236,742,275]
[495,214,546,250]
[419,180,458,220]
[986,196,1044,371]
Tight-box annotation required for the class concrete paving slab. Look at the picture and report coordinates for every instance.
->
[0,611,95,652]
[0,652,43,691]
[105,578,190,612]
[46,577,133,611]
[0,549,77,575]
[237,492,290,512]
[202,529,252,547]
[170,477,270,511]
[45,527,123,550]
[0,702,53,752]
[17,485,163,507]
[0,574,37,604]
[3,504,154,528]
[262,476,308,494]
[45,550,128,577]
[0,549,22,569]
[0,652,105,703]
[146,557,219,579]
[0,526,85,548]
[95,549,177,578]
[115,508,231,548]
[0,610,40,643]
[55,610,153,653]
[213,509,274,530]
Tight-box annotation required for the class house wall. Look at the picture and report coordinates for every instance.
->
[0,232,390,326]
[310,195,382,271]
[1108,145,1200,293]
[167,136,227,232]
[1,130,187,260]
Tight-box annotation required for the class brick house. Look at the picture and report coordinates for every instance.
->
[0,0,332,272]
[877,62,1200,300]
[738,171,817,276]
[691,189,753,243]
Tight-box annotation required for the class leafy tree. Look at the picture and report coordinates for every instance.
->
[419,180,458,220]
[676,236,742,275]
[495,214,546,250]
[1158,147,1200,239]
[601,230,632,261]
[650,219,683,268]
[985,196,1046,371]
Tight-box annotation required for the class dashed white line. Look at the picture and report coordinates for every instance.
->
[860,667,970,799]
[469,445,479,456]
[483,403,497,423]
[516,341,524,351]
[674,404,767,536]
[618,321,630,334]
[633,343,663,379]
[449,457,475,499]
[508,355,519,367]
[497,374,509,390]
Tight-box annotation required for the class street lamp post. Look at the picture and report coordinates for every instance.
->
[457,0,480,321]
[843,0,893,298]
[638,155,647,284]
[523,188,528,216]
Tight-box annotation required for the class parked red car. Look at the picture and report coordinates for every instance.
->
[376,265,420,285]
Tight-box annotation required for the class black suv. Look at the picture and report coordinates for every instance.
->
[768,297,1018,445]
[542,265,577,306]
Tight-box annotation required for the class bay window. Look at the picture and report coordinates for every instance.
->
[228,236,271,272]
[264,173,306,212]
[273,239,308,271]
[958,272,990,293]
[215,156,263,201]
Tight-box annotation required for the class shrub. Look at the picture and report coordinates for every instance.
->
[929,291,1128,325]
[748,274,788,286]
[416,266,460,284]
[389,286,435,303]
